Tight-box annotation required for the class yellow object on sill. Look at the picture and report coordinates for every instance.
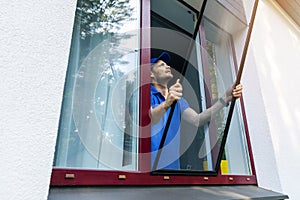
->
[221,160,229,174]
[203,160,208,171]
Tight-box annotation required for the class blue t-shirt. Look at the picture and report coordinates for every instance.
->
[151,84,189,170]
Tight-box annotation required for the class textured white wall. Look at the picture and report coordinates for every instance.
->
[242,0,300,199]
[239,0,282,193]
[0,1,76,200]
[1,0,299,199]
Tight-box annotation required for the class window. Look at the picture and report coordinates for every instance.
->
[51,0,256,185]
[201,19,252,175]
[53,0,140,171]
[150,0,252,176]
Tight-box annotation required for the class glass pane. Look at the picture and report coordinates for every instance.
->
[150,0,251,174]
[151,0,212,172]
[54,0,140,171]
[202,19,252,175]
[179,36,214,171]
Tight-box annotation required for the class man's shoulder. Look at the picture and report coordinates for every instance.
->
[178,97,190,111]
[150,84,159,94]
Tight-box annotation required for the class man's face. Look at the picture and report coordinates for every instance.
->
[151,60,173,84]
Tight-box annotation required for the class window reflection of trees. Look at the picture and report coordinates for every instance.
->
[205,40,226,161]
[75,0,136,67]
[77,0,134,39]
[75,0,138,168]
[54,0,139,170]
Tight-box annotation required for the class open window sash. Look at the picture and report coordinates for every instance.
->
[152,0,258,175]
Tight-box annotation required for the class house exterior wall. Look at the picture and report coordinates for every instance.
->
[0,0,76,199]
[0,0,299,199]
[242,0,300,199]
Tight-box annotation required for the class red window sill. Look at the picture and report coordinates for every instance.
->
[51,168,257,186]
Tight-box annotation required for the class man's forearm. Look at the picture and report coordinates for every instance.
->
[183,96,228,127]
[196,96,228,127]
[150,102,169,125]
[199,100,225,126]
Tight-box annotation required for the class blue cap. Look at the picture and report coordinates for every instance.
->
[151,52,171,65]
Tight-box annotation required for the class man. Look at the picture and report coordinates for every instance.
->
[150,52,243,170]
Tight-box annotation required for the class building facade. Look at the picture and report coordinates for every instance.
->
[0,0,299,199]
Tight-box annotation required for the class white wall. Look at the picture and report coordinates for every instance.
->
[1,0,299,199]
[242,0,300,199]
[0,1,76,200]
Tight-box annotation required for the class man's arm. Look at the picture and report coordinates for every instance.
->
[150,102,169,125]
[182,98,226,127]
[182,84,243,127]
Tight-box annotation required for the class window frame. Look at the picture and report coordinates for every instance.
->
[51,0,257,186]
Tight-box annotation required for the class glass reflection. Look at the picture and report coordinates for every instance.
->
[54,0,140,171]
[202,19,252,175]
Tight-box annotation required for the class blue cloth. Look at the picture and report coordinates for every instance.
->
[151,52,171,65]
[151,85,189,170]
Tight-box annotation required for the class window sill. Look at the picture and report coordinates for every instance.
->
[48,185,288,200]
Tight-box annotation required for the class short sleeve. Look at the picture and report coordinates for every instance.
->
[151,95,160,109]
[178,97,189,113]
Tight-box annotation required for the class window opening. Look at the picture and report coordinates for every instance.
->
[150,0,251,175]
